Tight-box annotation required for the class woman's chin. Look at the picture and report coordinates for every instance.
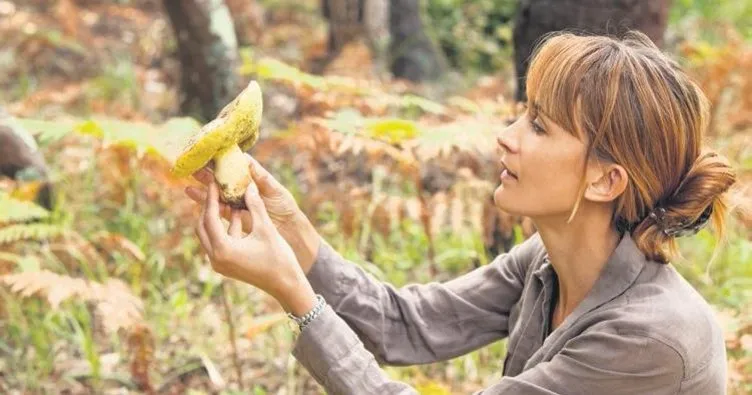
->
[493,186,515,212]
[493,186,529,217]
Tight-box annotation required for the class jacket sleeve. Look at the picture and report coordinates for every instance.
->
[301,234,542,366]
[292,315,685,395]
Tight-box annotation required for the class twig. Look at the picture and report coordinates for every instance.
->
[219,282,244,389]
[412,165,436,276]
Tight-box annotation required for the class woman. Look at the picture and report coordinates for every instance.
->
[186,31,737,394]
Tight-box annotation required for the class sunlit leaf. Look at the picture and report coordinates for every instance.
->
[364,118,422,144]
[416,381,452,395]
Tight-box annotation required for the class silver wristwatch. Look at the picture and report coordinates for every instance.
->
[288,294,326,331]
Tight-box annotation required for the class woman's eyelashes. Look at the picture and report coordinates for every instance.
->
[530,116,546,135]
[522,107,546,135]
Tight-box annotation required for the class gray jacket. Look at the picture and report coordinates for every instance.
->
[292,233,727,394]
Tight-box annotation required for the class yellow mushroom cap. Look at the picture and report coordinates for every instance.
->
[171,80,264,178]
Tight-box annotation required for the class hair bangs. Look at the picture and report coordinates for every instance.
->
[525,33,609,141]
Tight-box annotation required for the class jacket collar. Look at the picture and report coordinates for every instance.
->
[533,233,648,332]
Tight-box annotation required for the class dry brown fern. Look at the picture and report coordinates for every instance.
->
[680,28,752,134]
[127,322,155,393]
[1,270,144,334]
[1,269,157,392]
[251,110,529,257]
[243,56,531,257]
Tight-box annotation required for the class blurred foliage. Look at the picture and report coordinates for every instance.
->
[423,0,752,74]
[424,0,517,74]
[669,0,752,41]
[676,224,752,309]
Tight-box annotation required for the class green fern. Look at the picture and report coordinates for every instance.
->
[0,192,50,224]
[74,116,199,160]
[16,116,200,163]
[240,55,446,115]
[16,118,78,146]
[0,224,67,245]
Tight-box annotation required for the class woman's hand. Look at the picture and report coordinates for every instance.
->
[195,179,316,316]
[187,167,254,231]
[185,155,320,273]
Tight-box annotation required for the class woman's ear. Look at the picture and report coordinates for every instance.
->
[584,161,628,203]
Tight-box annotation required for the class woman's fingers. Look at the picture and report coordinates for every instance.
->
[196,199,213,255]
[243,181,273,234]
[203,182,228,246]
[240,210,254,233]
[246,154,285,196]
[186,186,233,219]
[185,186,205,202]
[192,167,214,185]
[229,210,243,237]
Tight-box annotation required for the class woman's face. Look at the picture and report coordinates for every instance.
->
[493,109,590,220]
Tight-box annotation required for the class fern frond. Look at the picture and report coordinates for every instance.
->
[15,116,199,167]
[90,231,146,262]
[241,56,446,114]
[1,270,144,334]
[411,116,499,161]
[0,224,67,245]
[0,192,50,224]
[16,118,78,145]
[0,252,26,265]
[316,111,501,164]
[76,116,201,159]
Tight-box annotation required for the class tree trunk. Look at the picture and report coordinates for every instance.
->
[162,0,240,121]
[224,0,265,47]
[322,0,366,57]
[317,0,389,74]
[389,0,445,82]
[513,0,671,101]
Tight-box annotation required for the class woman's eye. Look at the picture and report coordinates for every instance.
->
[530,118,546,135]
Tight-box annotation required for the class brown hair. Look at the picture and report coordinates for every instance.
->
[525,31,737,263]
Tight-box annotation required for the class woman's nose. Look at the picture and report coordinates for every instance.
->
[497,135,507,153]
[497,124,518,154]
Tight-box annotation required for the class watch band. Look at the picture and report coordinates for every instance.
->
[288,294,326,331]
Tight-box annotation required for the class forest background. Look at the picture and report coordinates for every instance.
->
[0,0,750,394]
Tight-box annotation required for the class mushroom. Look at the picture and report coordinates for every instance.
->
[171,80,263,208]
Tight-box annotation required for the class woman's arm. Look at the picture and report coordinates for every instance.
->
[185,160,535,364]
[302,234,543,366]
[293,312,685,395]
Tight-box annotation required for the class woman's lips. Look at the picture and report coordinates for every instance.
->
[499,160,518,181]
[501,169,517,182]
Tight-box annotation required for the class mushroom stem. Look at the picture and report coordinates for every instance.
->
[213,144,252,208]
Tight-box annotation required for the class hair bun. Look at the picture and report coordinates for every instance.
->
[666,150,735,219]
[634,149,736,262]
